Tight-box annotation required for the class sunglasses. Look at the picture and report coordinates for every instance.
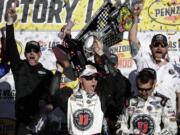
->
[83,75,99,81]
[25,48,40,53]
[152,42,167,48]
[137,87,153,92]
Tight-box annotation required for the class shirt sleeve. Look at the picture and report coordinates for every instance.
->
[6,24,21,71]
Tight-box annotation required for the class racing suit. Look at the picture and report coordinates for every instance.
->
[116,93,177,135]
[68,89,104,135]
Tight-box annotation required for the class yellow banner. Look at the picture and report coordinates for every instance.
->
[110,40,134,69]
[0,0,179,31]
[140,0,180,31]
[0,0,104,30]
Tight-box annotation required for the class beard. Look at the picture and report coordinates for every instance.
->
[154,53,163,62]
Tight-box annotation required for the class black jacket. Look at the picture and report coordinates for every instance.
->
[95,54,132,120]
[6,24,53,124]
[49,71,73,114]
[96,70,131,119]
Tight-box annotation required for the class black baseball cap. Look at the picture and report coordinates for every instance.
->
[25,40,40,53]
[151,34,168,47]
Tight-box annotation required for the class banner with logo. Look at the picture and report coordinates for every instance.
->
[0,0,179,134]
[0,0,179,31]
[140,0,180,31]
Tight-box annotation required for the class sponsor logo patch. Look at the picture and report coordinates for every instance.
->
[73,109,93,131]
[132,114,155,134]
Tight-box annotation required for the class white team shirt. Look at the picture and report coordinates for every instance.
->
[68,89,104,135]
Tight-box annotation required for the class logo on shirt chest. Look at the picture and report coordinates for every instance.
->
[73,109,94,131]
[132,114,155,134]
[37,70,47,75]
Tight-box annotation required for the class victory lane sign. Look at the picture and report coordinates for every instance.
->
[0,0,122,30]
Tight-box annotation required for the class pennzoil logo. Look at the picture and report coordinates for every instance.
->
[110,40,133,68]
[73,109,93,131]
[148,0,180,26]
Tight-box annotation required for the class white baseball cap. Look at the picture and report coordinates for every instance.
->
[79,65,98,77]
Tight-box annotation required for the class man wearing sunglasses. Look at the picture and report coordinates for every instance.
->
[68,65,103,135]
[129,1,180,120]
[116,68,177,135]
[5,4,53,135]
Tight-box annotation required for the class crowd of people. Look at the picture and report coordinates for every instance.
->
[0,1,180,135]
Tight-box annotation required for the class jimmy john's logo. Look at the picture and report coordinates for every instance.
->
[148,0,180,26]
[132,114,155,134]
[73,109,93,131]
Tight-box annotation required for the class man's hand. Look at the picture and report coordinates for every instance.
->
[6,2,17,25]
[132,1,144,18]
[92,39,104,56]
[56,62,64,73]
[56,60,70,73]
[58,20,74,40]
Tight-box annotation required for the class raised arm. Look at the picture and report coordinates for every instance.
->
[128,1,143,57]
[5,2,21,70]
[93,39,118,76]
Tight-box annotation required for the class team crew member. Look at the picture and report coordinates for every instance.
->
[5,4,53,135]
[116,68,177,135]
[92,39,132,134]
[68,65,103,135]
[128,1,180,113]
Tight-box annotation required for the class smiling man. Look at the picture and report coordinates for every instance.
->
[128,1,180,118]
[5,4,53,135]
[67,65,104,135]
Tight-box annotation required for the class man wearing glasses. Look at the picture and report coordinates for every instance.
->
[5,3,53,135]
[129,1,180,118]
[116,68,177,135]
[67,65,103,135]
